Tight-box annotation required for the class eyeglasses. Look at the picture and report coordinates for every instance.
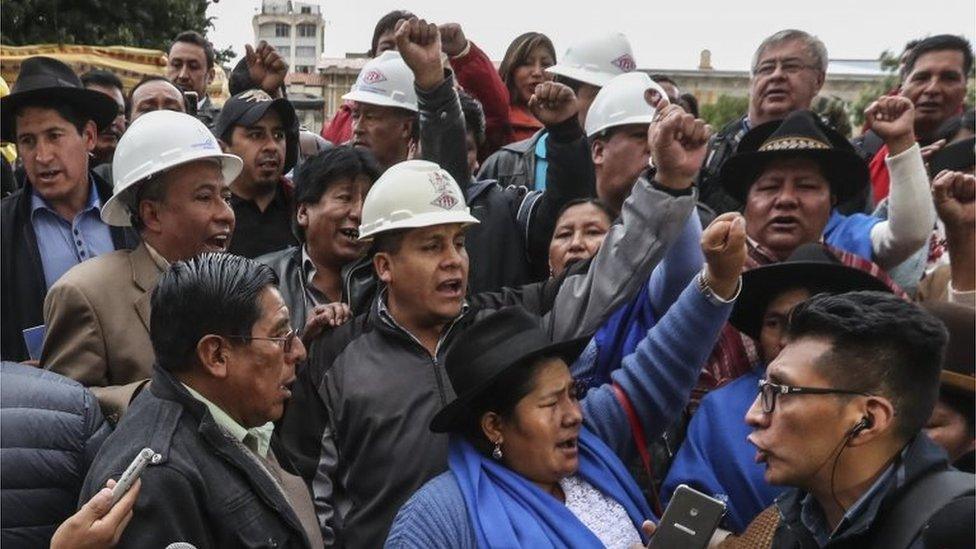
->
[753,59,818,77]
[226,329,298,354]
[757,379,870,414]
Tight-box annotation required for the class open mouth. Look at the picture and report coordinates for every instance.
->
[338,227,360,240]
[36,169,62,183]
[205,233,230,250]
[916,101,941,112]
[769,215,799,229]
[436,278,463,297]
[257,159,280,171]
[556,437,579,451]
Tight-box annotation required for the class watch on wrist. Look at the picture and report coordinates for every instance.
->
[697,268,741,306]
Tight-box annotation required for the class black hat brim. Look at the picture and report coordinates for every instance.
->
[1,87,119,142]
[429,335,589,434]
[720,147,870,205]
[729,260,892,341]
[212,96,299,172]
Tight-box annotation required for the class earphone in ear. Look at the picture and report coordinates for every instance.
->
[850,415,873,436]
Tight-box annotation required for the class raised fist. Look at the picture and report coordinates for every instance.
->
[527,81,578,127]
[649,104,711,190]
[933,169,976,229]
[438,23,468,57]
[701,212,747,300]
[395,17,444,90]
[864,95,916,155]
[245,41,288,94]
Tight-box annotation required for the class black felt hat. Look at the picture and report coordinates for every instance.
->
[922,301,975,398]
[212,89,299,172]
[720,110,869,205]
[430,307,588,434]
[0,56,119,142]
[729,243,892,341]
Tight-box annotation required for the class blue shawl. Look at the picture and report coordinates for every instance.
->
[449,427,654,548]
[590,283,658,387]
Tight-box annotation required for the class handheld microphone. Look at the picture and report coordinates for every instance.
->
[165,543,197,549]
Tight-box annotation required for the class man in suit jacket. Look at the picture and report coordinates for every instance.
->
[41,110,241,422]
[0,57,137,362]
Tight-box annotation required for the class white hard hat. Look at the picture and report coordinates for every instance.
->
[101,111,243,227]
[585,72,669,138]
[547,32,637,88]
[342,51,418,112]
[359,160,479,241]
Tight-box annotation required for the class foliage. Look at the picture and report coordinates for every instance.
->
[700,95,750,130]
[2,0,216,54]
[848,50,900,128]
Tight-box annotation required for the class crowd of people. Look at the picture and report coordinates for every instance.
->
[0,11,974,549]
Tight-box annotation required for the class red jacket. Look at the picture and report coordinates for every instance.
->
[320,41,513,158]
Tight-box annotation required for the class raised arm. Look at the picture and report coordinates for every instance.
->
[932,170,976,305]
[581,212,747,459]
[864,96,935,269]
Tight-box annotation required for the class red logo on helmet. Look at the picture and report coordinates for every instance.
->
[611,54,636,72]
[362,70,387,84]
[430,193,459,210]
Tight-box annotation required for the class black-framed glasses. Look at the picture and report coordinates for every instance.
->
[226,329,298,354]
[757,379,870,414]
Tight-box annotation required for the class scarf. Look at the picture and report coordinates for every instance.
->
[590,282,658,388]
[449,427,653,548]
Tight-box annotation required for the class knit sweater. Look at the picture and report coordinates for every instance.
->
[386,278,734,547]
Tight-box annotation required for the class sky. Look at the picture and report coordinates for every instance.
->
[207,0,975,71]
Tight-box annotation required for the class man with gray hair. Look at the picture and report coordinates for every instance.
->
[697,29,831,214]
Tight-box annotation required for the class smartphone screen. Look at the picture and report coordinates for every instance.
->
[647,484,726,549]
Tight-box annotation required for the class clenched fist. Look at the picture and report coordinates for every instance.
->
[933,170,976,229]
[245,41,288,94]
[527,81,578,127]
[438,23,468,57]
[701,212,747,300]
[395,17,444,90]
[864,96,916,155]
[649,104,711,190]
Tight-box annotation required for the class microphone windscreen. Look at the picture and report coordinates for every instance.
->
[165,543,197,549]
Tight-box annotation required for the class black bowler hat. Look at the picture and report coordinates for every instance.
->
[430,307,588,434]
[720,110,869,205]
[922,301,975,398]
[729,243,892,341]
[212,89,299,172]
[0,56,119,142]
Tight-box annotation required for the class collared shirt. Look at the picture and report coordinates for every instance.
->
[376,287,468,354]
[533,132,549,191]
[182,383,274,459]
[300,245,330,308]
[30,177,115,289]
[227,180,297,259]
[799,458,900,546]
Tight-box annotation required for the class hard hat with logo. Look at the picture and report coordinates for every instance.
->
[342,51,418,112]
[358,160,479,241]
[101,110,243,227]
[585,72,669,138]
[547,32,637,88]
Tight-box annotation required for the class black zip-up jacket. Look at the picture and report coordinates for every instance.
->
[278,173,696,548]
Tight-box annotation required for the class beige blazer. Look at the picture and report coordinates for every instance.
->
[41,242,162,422]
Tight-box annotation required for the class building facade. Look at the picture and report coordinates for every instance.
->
[253,0,324,74]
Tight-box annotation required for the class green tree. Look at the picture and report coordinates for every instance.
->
[2,0,218,54]
[700,95,750,130]
[849,50,900,128]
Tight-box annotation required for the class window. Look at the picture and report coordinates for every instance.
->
[296,65,312,74]
[301,6,311,13]
[259,24,276,38]
[298,23,317,37]
[275,23,290,37]
[296,46,316,58]
[276,46,291,58]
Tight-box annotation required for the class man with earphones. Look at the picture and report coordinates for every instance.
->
[745,291,974,548]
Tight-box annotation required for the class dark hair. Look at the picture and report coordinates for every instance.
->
[902,34,974,79]
[786,291,949,440]
[649,74,678,88]
[370,228,408,256]
[126,75,184,119]
[555,198,616,226]
[459,357,552,453]
[172,30,216,70]
[80,69,124,94]
[498,32,556,106]
[940,390,975,439]
[679,93,700,118]
[370,10,414,57]
[13,98,89,136]
[458,90,486,146]
[292,146,381,241]
[150,253,278,373]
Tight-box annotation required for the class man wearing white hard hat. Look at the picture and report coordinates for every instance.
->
[479,32,637,191]
[280,97,707,546]
[40,111,242,422]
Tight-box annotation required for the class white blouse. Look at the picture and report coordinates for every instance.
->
[560,475,642,548]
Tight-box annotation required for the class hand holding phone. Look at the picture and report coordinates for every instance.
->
[646,484,726,549]
[110,448,156,506]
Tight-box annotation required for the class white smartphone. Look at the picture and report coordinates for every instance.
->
[110,447,155,506]
[647,484,727,549]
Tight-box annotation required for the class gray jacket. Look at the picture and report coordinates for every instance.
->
[278,175,696,548]
[476,130,545,190]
